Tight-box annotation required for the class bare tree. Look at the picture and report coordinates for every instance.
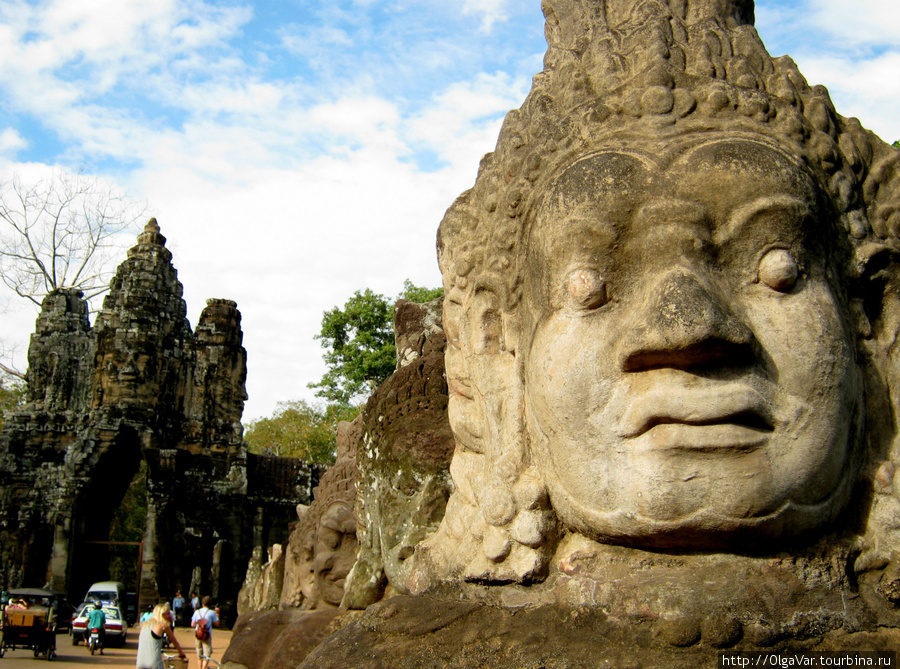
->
[0,169,146,378]
[0,169,145,306]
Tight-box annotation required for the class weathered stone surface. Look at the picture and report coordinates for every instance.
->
[297,0,900,663]
[240,415,361,615]
[279,504,317,610]
[342,297,454,609]
[227,298,454,667]
[221,608,343,669]
[229,420,363,668]
[237,543,285,616]
[296,594,900,669]
[26,287,91,412]
[0,219,323,613]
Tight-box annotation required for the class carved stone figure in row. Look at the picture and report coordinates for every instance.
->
[223,421,360,669]
[341,298,455,609]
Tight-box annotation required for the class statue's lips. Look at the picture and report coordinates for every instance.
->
[617,383,774,450]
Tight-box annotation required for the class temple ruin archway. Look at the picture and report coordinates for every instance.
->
[67,425,144,601]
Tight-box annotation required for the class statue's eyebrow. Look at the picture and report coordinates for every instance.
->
[716,195,810,244]
[635,198,706,229]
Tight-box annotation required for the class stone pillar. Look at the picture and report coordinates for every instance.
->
[49,515,71,593]
[139,502,160,610]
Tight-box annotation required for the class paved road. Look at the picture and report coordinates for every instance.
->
[0,627,233,668]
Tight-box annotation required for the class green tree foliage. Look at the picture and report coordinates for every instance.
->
[893,140,900,149]
[0,374,25,429]
[310,288,396,405]
[399,279,444,303]
[309,281,443,405]
[109,461,148,588]
[244,400,359,464]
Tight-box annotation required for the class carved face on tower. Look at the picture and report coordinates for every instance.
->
[95,339,159,406]
[521,137,862,548]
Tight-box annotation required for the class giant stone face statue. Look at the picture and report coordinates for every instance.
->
[523,138,862,548]
[411,0,900,600]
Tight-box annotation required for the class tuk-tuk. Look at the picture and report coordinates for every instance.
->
[0,587,64,660]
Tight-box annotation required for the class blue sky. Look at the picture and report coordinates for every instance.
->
[0,0,898,421]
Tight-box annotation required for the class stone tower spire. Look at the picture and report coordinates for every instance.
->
[91,218,191,411]
[26,288,91,412]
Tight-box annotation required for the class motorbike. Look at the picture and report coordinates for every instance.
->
[87,626,103,655]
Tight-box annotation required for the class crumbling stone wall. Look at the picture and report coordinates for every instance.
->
[0,219,322,613]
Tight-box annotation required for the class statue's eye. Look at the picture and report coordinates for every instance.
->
[758,248,799,292]
[564,268,608,310]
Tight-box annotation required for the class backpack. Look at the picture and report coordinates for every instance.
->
[194,613,210,641]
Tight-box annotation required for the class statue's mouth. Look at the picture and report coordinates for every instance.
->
[616,382,775,451]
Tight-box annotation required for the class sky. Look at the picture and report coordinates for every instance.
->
[0,0,898,423]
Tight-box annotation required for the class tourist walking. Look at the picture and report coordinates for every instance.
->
[172,591,185,626]
[136,602,187,669]
[190,596,219,669]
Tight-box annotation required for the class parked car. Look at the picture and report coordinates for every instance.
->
[70,603,127,647]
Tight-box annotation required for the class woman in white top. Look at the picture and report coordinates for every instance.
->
[135,602,186,669]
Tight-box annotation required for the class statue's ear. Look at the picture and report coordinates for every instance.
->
[853,243,900,575]
[858,243,900,353]
[443,285,518,455]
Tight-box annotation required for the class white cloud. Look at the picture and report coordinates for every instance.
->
[0,0,253,119]
[0,128,27,157]
[408,71,529,167]
[756,1,900,142]
[462,0,510,33]
[808,0,900,48]
[5,0,895,424]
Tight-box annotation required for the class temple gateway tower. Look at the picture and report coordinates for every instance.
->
[0,219,323,612]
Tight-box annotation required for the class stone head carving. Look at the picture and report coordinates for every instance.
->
[313,500,358,606]
[525,137,863,550]
[281,420,360,609]
[96,338,159,405]
[280,504,317,609]
[418,0,900,586]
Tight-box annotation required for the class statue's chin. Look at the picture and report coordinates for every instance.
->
[548,483,854,552]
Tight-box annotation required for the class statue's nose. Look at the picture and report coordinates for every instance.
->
[120,357,139,376]
[617,268,755,372]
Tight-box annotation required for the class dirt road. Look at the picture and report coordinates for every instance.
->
[0,627,233,669]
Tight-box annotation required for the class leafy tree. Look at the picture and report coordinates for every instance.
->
[244,400,359,464]
[0,374,25,429]
[894,140,900,149]
[309,280,443,405]
[310,289,397,405]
